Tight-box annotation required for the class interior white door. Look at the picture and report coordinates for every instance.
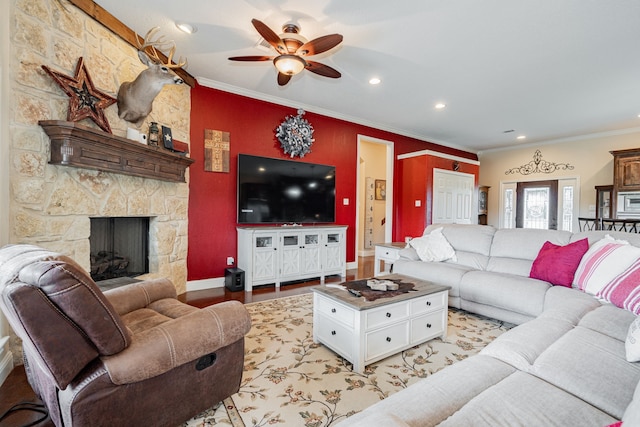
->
[432,169,475,224]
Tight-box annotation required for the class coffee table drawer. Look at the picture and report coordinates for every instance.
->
[411,310,446,343]
[366,303,409,329]
[411,292,447,315]
[365,321,409,361]
[316,315,353,360]
[316,296,355,327]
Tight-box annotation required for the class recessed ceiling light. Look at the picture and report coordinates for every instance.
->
[435,103,446,109]
[517,135,526,140]
[369,77,381,85]
[176,21,197,34]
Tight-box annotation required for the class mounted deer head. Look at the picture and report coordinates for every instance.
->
[117,27,187,125]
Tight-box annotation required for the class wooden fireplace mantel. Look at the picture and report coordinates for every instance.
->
[40,120,195,183]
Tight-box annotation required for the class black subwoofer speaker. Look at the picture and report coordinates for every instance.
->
[225,268,245,291]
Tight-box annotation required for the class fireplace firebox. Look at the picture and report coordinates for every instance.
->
[89,217,150,282]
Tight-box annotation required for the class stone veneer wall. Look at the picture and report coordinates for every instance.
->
[9,2,191,291]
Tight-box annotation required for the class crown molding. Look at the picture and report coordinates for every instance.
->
[397,150,480,165]
[196,76,475,155]
[479,126,640,155]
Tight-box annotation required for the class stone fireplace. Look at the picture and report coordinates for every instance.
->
[6,0,192,367]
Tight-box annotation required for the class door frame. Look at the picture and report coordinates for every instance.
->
[515,180,559,229]
[499,175,581,231]
[356,135,394,261]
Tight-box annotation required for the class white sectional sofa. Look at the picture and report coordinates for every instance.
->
[339,224,640,426]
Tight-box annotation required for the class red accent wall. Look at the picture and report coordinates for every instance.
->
[188,83,478,281]
[395,154,480,241]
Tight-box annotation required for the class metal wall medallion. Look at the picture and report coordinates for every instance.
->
[275,109,314,158]
[505,150,574,175]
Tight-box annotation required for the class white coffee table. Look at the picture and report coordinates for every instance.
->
[312,274,450,373]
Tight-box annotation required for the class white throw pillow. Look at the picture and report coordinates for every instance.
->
[409,227,456,262]
[625,316,640,362]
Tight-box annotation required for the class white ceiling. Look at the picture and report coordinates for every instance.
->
[94,0,640,153]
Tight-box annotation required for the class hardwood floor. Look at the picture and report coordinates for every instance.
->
[0,257,374,426]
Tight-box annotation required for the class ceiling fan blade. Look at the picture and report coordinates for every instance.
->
[296,34,343,56]
[277,72,292,86]
[251,19,287,54]
[228,55,274,61]
[305,61,341,78]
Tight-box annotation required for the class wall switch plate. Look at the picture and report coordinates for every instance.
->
[343,198,349,205]
[226,256,234,265]
[415,200,422,207]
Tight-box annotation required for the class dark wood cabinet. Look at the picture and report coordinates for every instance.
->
[612,148,640,191]
[478,185,489,225]
[595,185,614,219]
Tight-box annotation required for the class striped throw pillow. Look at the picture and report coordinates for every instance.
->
[573,235,640,295]
[598,259,640,314]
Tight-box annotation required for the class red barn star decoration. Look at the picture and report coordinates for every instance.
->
[42,57,116,133]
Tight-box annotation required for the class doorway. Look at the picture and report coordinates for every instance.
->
[500,177,579,231]
[356,135,394,259]
[515,180,558,229]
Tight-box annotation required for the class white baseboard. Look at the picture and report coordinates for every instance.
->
[186,277,224,292]
[346,261,358,271]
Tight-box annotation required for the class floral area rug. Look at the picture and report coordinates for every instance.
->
[184,293,513,427]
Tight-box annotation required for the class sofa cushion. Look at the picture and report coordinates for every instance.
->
[409,227,456,262]
[578,304,636,342]
[487,228,571,277]
[490,228,572,260]
[336,355,516,427]
[531,326,640,419]
[480,317,575,371]
[424,224,495,269]
[393,259,472,299]
[425,223,496,256]
[459,270,550,318]
[623,377,640,425]
[529,238,589,287]
[573,235,640,295]
[438,371,618,427]
[541,285,602,325]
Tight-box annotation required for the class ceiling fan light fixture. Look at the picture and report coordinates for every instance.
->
[274,54,307,75]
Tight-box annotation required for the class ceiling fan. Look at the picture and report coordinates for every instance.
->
[229,19,343,86]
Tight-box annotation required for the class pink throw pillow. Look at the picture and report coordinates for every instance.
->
[529,238,589,287]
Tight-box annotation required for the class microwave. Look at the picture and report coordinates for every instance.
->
[617,192,640,216]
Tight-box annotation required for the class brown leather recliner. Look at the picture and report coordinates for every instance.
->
[0,244,252,426]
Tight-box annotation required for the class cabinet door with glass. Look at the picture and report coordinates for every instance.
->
[301,232,321,274]
[280,233,302,279]
[595,185,613,219]
[253,233,278,282]
[323,230,345,273]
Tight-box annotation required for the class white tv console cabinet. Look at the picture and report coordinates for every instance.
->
[237,225,348,292]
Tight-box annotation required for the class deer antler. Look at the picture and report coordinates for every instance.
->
[136,27,187,69]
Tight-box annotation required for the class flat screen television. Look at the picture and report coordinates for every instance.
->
[237,154,336,224]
